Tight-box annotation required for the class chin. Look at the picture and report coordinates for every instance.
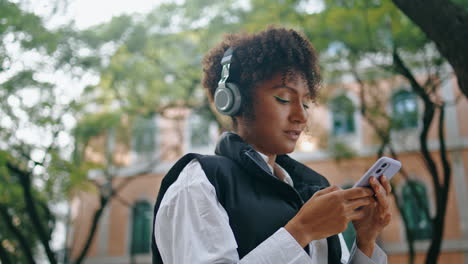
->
[277,144,296,155]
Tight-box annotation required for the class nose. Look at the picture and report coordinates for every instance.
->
[289,101,308,124]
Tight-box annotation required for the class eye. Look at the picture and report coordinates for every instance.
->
[274,95,289,104]
[303,104,310,109]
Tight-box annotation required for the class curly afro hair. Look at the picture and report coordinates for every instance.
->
[202,26,321,121]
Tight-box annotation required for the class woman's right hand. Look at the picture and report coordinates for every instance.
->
[285,185,375,247]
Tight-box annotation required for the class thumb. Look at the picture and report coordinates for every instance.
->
[313,185,340,197]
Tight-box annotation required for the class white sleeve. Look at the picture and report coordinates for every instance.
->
[348,241,388,264]
[154,159,312,264]
[339,233,351,263]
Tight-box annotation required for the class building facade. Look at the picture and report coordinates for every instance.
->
[69,75,468,264]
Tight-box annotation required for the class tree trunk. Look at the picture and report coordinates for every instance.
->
[392,0,468,99]
[393,192,416,264]
[417,87,443,264]
[0,205,36,264]
[425,104,452,264]
[73,196,107,264]
[7,163,57,264]
[392,49,453,264]
[354,68,421,264]
[0,235,12,264]
[73,156,158,264]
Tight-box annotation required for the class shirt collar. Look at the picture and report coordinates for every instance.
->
[255,150,294,187]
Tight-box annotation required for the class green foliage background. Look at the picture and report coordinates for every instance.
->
[0,0,464,262]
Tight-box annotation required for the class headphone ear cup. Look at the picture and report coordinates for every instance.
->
[226,82,242,115]
[214,82,242,116]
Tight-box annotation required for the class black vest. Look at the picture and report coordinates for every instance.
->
[152,132,342,263]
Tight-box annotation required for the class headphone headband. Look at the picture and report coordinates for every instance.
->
[221,47,234,65]
[218,47,235,86]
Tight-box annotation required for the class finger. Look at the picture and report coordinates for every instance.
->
[349,208,366,221]
[369,176,383,195]
[343,187,374,200]
[314,185,341,197]
[347,197,373,210]
[370,177,389,209]
[379,175,392,195]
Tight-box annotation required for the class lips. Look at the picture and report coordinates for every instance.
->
[284,130,302,140]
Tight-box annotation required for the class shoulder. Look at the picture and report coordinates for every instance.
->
[197,155,238,168]
[161,159,215,205]
[160,154,241,208]
[196,155,241,181]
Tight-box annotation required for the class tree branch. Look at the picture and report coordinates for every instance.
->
[352,59,432,263]
[392,186,416,264]
[0,204,36,264]
[0,204,35,264]
[438,103,451,192]
[0,238,12,264]
[392,44,451,264]
[391,0,468,99]
[6,162,57,264]
[393,49,432,103]
[392,49,441,194]
[73,194,107,264]
[74,153,159,263]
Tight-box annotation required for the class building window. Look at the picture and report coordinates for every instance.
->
[132,115,157,153]
[401,180,432,240]
[391,90,418,130]
[330,95,356,135]
[189,111,215,148]
[130,200,152,254]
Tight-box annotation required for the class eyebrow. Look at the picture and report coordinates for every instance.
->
[272,85,312,98]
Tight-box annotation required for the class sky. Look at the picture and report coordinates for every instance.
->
[27,0,323,30]
[21,0,164,29]
[68,0,160,29]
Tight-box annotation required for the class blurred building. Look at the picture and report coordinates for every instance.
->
[68,74,468,264]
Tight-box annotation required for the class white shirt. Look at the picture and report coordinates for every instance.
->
[155,154,387,264]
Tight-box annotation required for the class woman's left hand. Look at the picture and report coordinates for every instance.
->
[352,175,392,257]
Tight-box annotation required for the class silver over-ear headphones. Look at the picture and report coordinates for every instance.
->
[214,47,242,116]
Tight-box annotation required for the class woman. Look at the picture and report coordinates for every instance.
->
[152,26,392,263]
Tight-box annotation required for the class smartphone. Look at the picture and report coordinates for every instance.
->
[353,157,401,188]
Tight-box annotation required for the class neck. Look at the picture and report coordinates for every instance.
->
[262,152,277,169]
